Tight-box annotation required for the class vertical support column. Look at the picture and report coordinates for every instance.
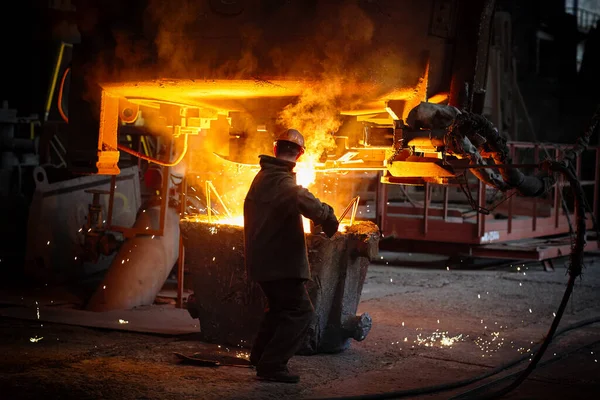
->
[137,136,143,172]
[376,173,388,234]
[532,145,539,231]
[423,182,430,236]
[443,186,449,222]
[158,139,172,236]
[96,91,121,175]
[554,149,561,228]
[159,165,170,235]
[106,175,116,227]
[594,148,600,218]
[575,153,582,222]
[477,179,486,238]
[448,0,496,110]
[176,173,187,309]
[508,144,515,234]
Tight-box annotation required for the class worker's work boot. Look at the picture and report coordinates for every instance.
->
[256,367,300,383]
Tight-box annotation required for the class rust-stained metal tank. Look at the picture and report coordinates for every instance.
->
[181,219,379,354]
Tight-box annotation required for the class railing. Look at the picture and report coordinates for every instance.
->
[377,142,600,245]
[566,7,600,33]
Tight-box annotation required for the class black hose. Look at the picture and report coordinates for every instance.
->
[307,316,600,400]
[309,107,600,400]
[451,339,600,399]
[460,162,587,400]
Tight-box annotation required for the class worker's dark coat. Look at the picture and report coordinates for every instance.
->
[244,155,334,282]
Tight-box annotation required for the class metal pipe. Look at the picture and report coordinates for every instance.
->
[44,42,72,121]
[86,206,180,311]
[49,140,67,167]
[351,196,360,226]
[338,196,360,223]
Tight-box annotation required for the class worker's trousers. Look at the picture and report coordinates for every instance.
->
[251,278,314,372]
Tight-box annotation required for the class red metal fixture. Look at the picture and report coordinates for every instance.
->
[376,141,599,261]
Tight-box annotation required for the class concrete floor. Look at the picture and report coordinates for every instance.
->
[1,255,599,400]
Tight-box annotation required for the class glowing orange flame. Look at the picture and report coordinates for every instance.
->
[295,160,317,189]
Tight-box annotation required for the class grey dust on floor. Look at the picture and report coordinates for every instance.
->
[1,255,599,400]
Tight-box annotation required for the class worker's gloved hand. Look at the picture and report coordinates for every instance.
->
[322,215,339,238]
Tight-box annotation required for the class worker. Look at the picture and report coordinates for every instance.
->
[243,128,339,383]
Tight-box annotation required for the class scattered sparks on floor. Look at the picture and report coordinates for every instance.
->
[118,319,129,324]
[30,336,43,343]
[516,346,532,354]
[475,330,505,356]
[414,329,465,348]
[236,350,250,360]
